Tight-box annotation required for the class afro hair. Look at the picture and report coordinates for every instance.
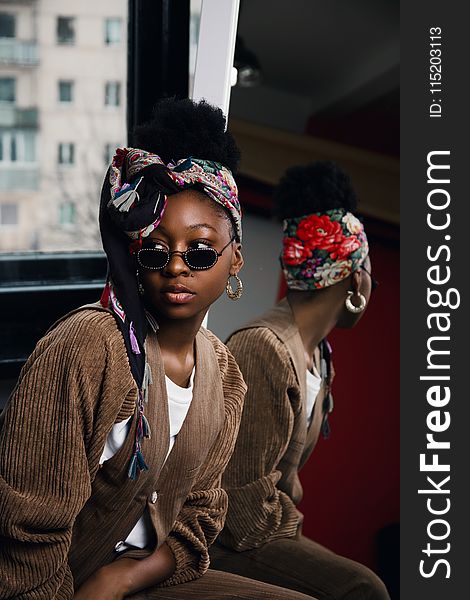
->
[274,161,358,220]
[131,97,240,174]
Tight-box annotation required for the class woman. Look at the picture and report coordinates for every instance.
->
[210,161,390,599]
[0,99,313,600]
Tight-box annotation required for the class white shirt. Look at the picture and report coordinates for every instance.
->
[306,367,322,427]
[99,368,195,550]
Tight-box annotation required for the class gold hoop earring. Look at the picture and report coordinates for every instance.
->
[226,274,243,300]
[345,290,366,313]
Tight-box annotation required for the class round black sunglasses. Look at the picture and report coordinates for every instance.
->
[137,237,235,271]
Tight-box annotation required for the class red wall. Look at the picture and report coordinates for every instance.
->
[296,240,400,571]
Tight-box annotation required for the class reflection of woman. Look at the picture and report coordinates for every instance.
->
[0,99,312,600]
[210,162,390,599]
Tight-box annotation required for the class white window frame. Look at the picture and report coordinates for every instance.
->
[58,142,75,166]
[105,81,121,107]
[58,80,74,104]
[104,17,122,46]
[0,130,36,164]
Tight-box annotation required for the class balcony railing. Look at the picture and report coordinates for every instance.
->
[0,39,39,66]
[0,106,38,128]
[0,166,39,191]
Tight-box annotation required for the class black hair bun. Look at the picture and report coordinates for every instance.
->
[131,98,240,174]
[274,160,358,219]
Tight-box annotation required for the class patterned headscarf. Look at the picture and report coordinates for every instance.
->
[99,147,241,478]
[281,208,368,290]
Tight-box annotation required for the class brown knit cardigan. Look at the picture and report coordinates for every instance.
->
[0,307,246,599]
[218,298,330,552]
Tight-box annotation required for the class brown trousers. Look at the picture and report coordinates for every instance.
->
[128,569,315,599]
[209,536,390,600]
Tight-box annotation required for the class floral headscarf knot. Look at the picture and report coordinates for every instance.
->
[107,147,242,243]
[281,208,368,290]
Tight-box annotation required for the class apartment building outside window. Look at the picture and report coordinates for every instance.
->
[58,142,75,165]
[105,81,120,107]
[0,131,35,163]
[0,77,15,102]
[0,203,18,226]
[57,17,75,45]
[59,201,76,225]
[0,13,15,38]
[58,80,74,103]
[105,18,122,45]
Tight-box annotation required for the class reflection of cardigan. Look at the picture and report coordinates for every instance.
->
[219,298,329,552]
[0,307,246,598]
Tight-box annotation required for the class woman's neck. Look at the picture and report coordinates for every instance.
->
[286,290,343,359]
[152,312,205,387]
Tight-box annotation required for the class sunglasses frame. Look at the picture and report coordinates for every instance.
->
[137,237,235,271]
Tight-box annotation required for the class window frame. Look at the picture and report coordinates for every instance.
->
[58,80,74,104]
[0,76,16,103]
[0,12,16,39]
[104,17,122,46]
[57,142,75,166]
[104,80,121,107]
[56,16,76,46]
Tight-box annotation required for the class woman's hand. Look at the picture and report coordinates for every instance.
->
[74,543,176,598]
[73,560,133,600]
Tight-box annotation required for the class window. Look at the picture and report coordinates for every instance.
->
[104,143,118,164]
[58,143,75,165]
[105,81,121,107]
[59,202,76,225]
[0,203,18,226]
[0,131,36,163]
[0,13,15,38]
[58,80,74,103]
[0,78,15,103]
[105,18,122,45]
[57,17,75,45]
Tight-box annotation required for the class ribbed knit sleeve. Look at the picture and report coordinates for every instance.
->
[218,327,301,551]
[160,331,246,586]
[0,310,136,600]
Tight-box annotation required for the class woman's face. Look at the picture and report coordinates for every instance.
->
[140,189,243,323]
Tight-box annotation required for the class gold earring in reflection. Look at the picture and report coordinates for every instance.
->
[226,274,243,300]
[345,291,366,313]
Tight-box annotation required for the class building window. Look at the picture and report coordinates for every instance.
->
[58,143,75,165]
[58,80,74,103]
[0,13,15,38]
[105,18,122,45]
[0,77,15,103]
[57,17,75,45]
[105,81,121,107]
[104,143,118,164]
[0,130,36,163]
[0,203,18,226]
[59,202,76,225]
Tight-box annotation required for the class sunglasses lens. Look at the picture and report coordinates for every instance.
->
[138,248,168,269]
[186,248,218,269]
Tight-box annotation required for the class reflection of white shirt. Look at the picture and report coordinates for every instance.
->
[306,367,321,427]
[99,368,195,550]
